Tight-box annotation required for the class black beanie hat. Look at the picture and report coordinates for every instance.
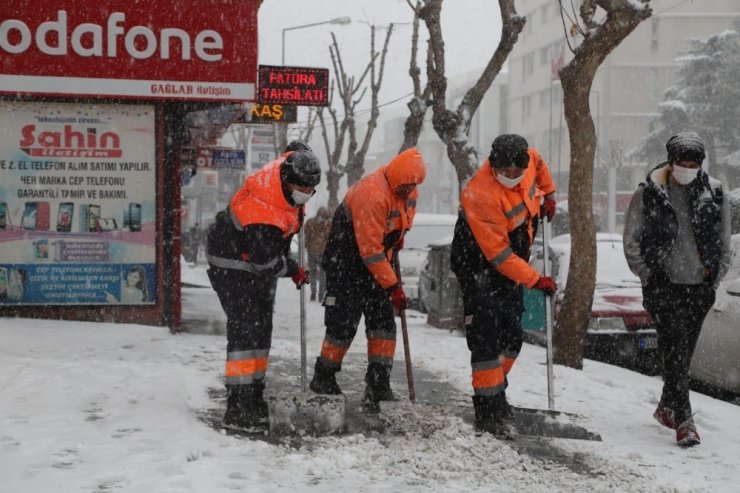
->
[666,132,705,164]
[280,150,321,187]
[489,134,530,169]
[285,140,312,153]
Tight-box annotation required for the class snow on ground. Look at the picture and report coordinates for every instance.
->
[1,262,739,492]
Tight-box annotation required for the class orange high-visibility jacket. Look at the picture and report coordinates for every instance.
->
[206,155,302,277]
[332,148,426,290]
[460,148,555,288]
[230,155,302,236]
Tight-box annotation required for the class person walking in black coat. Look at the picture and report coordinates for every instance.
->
[623,132,731,447]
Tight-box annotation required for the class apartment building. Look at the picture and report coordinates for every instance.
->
[508,0,740,207]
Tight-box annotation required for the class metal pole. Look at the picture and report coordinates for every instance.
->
[548,81,554,166]
[392,251,416,402]
[542,217,555,410]
[298,227,307,398]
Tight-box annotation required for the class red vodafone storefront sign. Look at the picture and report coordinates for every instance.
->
[0,1,258,102]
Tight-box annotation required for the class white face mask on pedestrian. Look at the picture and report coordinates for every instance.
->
[495,173,525,189]
[291,189,314,205]
[671,165,699,186]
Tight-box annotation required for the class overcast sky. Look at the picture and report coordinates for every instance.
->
[258,0,504,114]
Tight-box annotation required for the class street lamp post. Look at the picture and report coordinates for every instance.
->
[281,16,352,65]
[277,17,351,152]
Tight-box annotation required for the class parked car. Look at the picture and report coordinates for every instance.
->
[690,234,740,397]
[399,213,458,310]
[526,233,658,372]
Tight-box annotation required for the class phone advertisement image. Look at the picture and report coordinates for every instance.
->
[0,101,156,305]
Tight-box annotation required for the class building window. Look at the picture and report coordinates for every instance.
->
[540,47,550,66]
[521,53,534,81]
[540,89,549,109]
[541,4,552,23]
[522,95,533,121]
[650,18,658,49]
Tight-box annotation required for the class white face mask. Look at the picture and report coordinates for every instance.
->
[671,165,699,186]
[291,189,314,205]
[496,172,525,189]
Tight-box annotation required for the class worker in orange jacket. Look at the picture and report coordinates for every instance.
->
[450,134,557,438]
[206,144,320,431]
[309,147,426,410]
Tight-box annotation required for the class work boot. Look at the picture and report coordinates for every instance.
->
[499,392,515,422]
[309,358,342,395]
[676,419,700,447]
[473,395,515,440]
[653,406,677,430]
[362,363,398,412]
[252,381,269,420]
[222,384,269,432]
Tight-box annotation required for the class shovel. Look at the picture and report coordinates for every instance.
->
[392,251,416,402]
[267,228,347,436]
[541,217,555,411]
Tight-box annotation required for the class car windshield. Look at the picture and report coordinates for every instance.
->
[404,224,455,250]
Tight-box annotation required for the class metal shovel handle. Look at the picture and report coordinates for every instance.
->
[392,251,416,402]
[542,217,555,410]
[298,228,307,396]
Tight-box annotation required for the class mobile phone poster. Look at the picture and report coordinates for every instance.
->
[0,101,156,305]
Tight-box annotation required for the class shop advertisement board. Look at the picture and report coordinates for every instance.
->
[0,101,157,305]
[249,128,276,171]
[0,0,259,102]
[258,65,329,106]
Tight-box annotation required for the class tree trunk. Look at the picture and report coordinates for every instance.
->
[326,169,341,210]
[554,0,652,369]
[556,64,598,369]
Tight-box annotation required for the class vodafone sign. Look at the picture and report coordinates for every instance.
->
[0,1,259,101]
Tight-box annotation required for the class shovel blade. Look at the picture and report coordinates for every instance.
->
[267,393,347,436]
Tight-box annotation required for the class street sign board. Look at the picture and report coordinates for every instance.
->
[246,104,297,123]
[0,1,259,102]
[258,65,329,107]
[212,149,245,169]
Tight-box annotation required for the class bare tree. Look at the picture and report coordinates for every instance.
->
[399,0,433,152]
[346,25,395,185]
[318,28,394,208]
[271,108,320,157]
[554,0,652,369]
[317,79,351,210]
[416,0,525,185]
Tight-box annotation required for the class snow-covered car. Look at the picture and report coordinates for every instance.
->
[399,213,458,310]
[527,233,657,371]
[690,234,740,396]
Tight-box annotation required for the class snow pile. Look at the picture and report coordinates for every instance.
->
[1,265,740,492]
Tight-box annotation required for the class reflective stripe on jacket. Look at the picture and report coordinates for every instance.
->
[455,148,555,288]
[206,155,301,277]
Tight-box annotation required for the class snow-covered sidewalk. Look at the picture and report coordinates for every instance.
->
[1,263,739,492]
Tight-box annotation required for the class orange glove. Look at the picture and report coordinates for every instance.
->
[541,196,556,222]
[533,276,557,295]
[387,284,408,312]
[291,267,309,289]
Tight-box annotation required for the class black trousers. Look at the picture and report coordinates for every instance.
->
[642,277,715,423]
[458,271,524,397]
[208,266,276,386]
[321,273,396,371]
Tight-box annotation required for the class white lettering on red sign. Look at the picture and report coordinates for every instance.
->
[18,124,123,158]
[0,10,223,62]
